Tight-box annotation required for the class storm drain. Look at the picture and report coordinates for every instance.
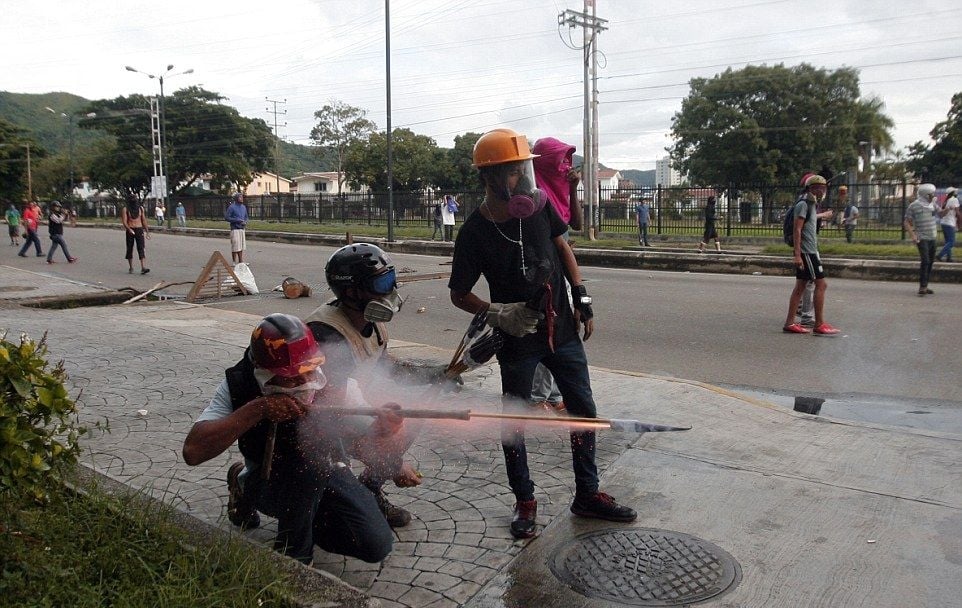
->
[549,528,741,606]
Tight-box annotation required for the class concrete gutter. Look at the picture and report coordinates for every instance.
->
[81,223,962,283]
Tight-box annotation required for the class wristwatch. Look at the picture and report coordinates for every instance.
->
[574,285,592,306]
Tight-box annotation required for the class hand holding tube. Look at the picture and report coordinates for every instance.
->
[486,302,542,337]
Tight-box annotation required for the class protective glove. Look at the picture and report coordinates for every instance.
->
[486,302,542,337]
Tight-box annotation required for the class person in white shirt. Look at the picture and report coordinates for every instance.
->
[936,186,959,262]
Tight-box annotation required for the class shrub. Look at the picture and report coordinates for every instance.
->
[0,330,86,501]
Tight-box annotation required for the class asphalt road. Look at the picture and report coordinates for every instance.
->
[11,226,961,430]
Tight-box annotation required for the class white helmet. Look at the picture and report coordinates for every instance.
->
[917,183,936,200]
[946,186,958,197]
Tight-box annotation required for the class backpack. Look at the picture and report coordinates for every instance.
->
[782,203,796,245]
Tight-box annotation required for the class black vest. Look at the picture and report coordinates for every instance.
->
[225,350,297,465]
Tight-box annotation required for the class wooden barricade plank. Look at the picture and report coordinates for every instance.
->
[186,251,249,303]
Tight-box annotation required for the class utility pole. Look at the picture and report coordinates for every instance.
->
[265,97,287,199]
[385,0,394,243]
[559,1,607,240]
[26,143,32,202]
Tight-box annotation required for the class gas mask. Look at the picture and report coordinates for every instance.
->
[497,160,546,219]
[364,289,403,323]
[254,367,327,406]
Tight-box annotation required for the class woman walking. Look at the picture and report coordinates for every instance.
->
[45,201,77,264]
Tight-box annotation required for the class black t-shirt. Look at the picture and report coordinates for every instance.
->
[448,203,576,356]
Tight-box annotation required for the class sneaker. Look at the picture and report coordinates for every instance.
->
[813,322,841,335]
[510,499,537,539]
[141,268,150,275]
[67,257,78,263]
[925,288,934,295]
[46,260,55,264]
[17,253,26,257]
[128,268,134,274]
[372,489,412,528]
[783,323,811,334]
[226,462,260,529]
[570,492,637,522]
[918,289,927,297]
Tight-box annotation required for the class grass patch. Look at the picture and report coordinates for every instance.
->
[0,484,299,608]
[759,241,923,258]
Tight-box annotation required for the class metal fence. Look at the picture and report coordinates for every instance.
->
[81,179,920,241]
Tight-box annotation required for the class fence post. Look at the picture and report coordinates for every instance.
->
[655,185,662,234]
[726,183,734,237]
[900,177,907,241]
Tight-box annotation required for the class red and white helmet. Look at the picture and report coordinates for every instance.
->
[249,314,324,377]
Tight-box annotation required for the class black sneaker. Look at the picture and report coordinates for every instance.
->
[373,489,411,528]
[227,462,260,529]
[510,499,537,539]
[570,492,637,522]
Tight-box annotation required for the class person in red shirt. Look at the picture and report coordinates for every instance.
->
[17,201,43,257]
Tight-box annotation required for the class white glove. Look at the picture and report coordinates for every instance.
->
[486,302,542,337]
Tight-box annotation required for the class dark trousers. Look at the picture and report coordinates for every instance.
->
[252,462,392,565]
[443,225,454,241]
[18,229,42,256]
[917,239,936,288]
[47,234,72,261]
[638,223,650,245]
[497,337,599,501]
[125,229,146,260]
[844,224,855,243]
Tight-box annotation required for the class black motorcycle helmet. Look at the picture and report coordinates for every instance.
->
[324,243,396,302]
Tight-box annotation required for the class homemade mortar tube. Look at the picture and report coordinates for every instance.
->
[330,407,690,433]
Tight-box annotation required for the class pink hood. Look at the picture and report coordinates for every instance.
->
[532,137,576,224]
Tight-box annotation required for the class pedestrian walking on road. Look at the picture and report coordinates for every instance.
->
[45,201,77,264]
[698,195,721,252]
[121,195,150,274]
[6,202,21,246]
[783,173,840,335]
[17,201,43,258]
[183,313,417,566]
[226,192,248,264]
[904,183,939,295]
[936,186,959,262]
[154,202,165,227]
[449,127,636,541]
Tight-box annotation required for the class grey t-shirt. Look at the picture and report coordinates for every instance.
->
[793,197,819,254]
[905,199,938,240]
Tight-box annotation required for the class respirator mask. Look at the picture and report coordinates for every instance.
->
[254,367,327,406]
[360,267,404,323]
[498,160,546,219]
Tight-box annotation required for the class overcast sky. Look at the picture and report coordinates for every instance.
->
[4,0,961,171]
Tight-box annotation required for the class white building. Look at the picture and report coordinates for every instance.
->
[291,172,367,197]
[655,156,681,187]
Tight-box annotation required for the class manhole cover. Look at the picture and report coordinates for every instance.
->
[550,528,741,606]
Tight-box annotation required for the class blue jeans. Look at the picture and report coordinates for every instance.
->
[938,225,955,261]
[18,229,42,256]
[497,337,599,501]
[249,454,393,564]
[638,223,650,245]
[47,234,72,261]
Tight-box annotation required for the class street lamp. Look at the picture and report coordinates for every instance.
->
[45,106,96,199]
[125,64,194,229]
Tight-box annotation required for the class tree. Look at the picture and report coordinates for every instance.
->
[906,92,962,183]
[344,128,440,192]
[0,118,43,202]
[430,132,483,191]
[79,87,274,197]
[670,63,893,220]
[310,100,376,195]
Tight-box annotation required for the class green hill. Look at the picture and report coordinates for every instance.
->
[0,90,329,177]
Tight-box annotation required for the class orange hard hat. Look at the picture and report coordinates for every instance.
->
[473,128,538,168]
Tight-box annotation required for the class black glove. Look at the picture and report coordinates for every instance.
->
[573,285,593,320]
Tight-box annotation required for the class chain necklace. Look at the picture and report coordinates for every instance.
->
[482,201,526,274]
